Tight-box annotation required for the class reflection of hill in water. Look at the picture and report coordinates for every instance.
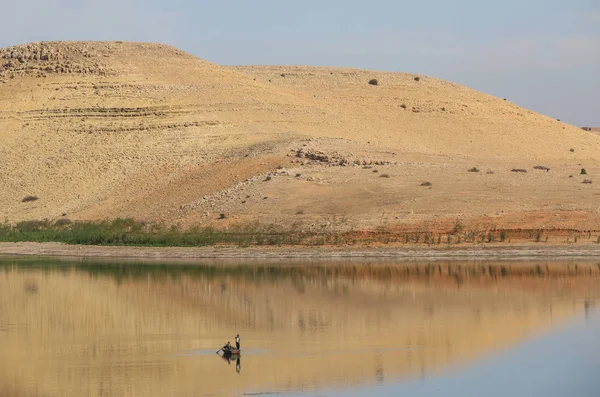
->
[0,260,599,397]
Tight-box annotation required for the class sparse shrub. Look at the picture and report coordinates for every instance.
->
[368,79,378,86]
[570,148,575,152]
[486,170,495,174]
[414,76,420,82]
[264,175,272,181]
[534,165,550,171]
[441,107,446,111]
[511,169,527,173]
[372,169,379,173]
[15,220,49,232]
[421,181,432,186]
[219,213,226,219]
[296,210,304,215]
[21,195,38,203]
[295,173,301,177]
[468,167,480,173]
[380,173,390,178]
[276,165,284,170]
[54,218,72,226]
[581,168,587,175]
[451,221,464,234]
[583,179,592,184]
[400,104,407,109]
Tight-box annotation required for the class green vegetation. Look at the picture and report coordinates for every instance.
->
[368,78,378,86]
[0,218,594,247]
[535,230,543,242]
[0,218,311,247]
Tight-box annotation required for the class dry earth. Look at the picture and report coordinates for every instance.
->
[1,41,600,235]
[3,242,600,261]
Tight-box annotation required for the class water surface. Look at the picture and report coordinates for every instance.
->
[0,257,598,397]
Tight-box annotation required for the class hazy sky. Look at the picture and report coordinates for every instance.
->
[1,0,598,125]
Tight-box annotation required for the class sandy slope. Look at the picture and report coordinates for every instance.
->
[1,41,599,232]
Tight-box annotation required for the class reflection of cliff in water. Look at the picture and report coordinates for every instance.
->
[0,259,599,397]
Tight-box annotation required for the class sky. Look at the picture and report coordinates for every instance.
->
[1,0,598,126]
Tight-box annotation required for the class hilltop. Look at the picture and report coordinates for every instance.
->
[1,41,599,236]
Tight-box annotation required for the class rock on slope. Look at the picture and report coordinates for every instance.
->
[1,41,599,231]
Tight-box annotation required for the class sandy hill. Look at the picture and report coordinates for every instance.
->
[1,41,599,233]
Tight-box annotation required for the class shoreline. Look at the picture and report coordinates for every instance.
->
[1,242,600,262]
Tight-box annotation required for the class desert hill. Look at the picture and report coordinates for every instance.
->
[1,41,599,233]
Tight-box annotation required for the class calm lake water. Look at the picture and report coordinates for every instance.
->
[1,257,599,397]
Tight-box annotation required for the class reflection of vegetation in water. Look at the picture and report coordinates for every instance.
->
[2,257,600,286]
